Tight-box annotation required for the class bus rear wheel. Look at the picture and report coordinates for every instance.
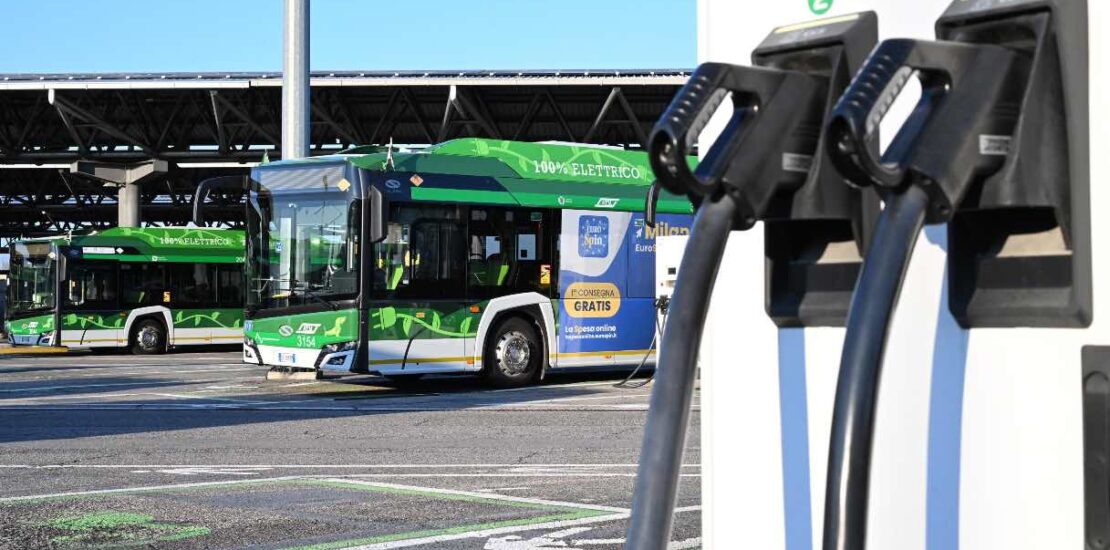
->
[131,319,166,355]
[482,317,541,388]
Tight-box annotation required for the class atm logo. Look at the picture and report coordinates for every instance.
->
[578,216,609,258]
[296,323,321,335]
[809,0,832,15]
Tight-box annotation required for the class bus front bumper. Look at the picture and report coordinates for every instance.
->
[245,341,356,373]
[9,331,55,346]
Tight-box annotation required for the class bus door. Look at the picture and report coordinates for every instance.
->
[63,261,124,347]
[463,207,556,367]
[369,204,468,372]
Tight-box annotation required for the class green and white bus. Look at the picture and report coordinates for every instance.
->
[5,227,245,353]
[243,138,693,386]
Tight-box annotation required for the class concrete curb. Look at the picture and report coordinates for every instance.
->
[0,346,72,356]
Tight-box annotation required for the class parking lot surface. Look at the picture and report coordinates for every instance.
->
[0,350,701,549]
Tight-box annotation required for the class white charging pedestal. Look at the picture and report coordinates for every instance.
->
[696,1,1109,548]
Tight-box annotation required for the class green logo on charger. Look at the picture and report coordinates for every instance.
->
[809,0,832,15]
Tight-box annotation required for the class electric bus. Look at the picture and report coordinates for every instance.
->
[5,227,245,353]
[243,138,693,386]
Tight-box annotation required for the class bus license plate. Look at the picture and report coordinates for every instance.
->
[278,352,297,364]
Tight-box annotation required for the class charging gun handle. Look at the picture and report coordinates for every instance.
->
[649,63,783,198]
[826,39,987,190]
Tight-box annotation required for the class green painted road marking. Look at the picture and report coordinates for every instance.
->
[3,477,619,549]
[44,511,210,547]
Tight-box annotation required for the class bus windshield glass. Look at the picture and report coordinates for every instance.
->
[247,165,360,311]
[9,242,56,316]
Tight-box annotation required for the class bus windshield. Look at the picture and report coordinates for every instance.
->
[247,165,360,311]
[9,242,56,316]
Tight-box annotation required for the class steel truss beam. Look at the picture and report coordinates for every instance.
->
[0,74,682,234]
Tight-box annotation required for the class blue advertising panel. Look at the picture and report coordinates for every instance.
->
[557,210,691,364]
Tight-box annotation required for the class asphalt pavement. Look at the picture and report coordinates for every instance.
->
[0,350,701,549]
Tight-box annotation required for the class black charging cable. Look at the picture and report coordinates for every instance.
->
[821,38,1026,550]
[615,295,670,389]
[626,191,737,546]
[628,57,829,548]
[822,184,929,550]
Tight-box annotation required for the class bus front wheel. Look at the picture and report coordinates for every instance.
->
[131,319,166,355]
[482,317,541,388]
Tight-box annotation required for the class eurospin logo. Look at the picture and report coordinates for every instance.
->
[578,216,609,258]
[809,0,832,15]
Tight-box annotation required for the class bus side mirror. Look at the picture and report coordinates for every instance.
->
[369,186,387,243]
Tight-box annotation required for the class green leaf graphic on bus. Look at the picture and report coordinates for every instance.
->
[64,314,123,330]
[174,310,243,329]
[371,307,478,339]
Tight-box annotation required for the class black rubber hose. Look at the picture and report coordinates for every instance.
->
[626,192,738,549]
[823,185,930,550]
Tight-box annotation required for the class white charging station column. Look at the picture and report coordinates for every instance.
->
[696,1,1108,549]
[654,234,687,359]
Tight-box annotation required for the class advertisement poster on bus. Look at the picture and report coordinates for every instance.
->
[557,210,690,364]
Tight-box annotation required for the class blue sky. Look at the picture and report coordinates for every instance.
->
[0,0,695,73]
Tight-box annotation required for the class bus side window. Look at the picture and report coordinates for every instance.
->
[168,263,218,308]
[406,220,465,298]
[66,262,119,311]
[121,263,165,307]
[467,210,508,293]
[218,264,243,308]
[372,204,464,299]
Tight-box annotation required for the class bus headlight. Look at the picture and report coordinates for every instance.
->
[322,341,357,354]
[244,336,256,348]
[39,331,55,345]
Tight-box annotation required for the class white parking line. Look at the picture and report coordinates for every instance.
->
[346,505,702,550]
[338,473,702,478]
[4,463,698,469]
[351,513,632,550]
[0,476,305,503]
[328,478,630,513]
[0,380,203,393]
[509,393,649,404]
[0,403,694,412]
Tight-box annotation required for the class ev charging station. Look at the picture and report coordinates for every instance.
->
[630,0,1108,549]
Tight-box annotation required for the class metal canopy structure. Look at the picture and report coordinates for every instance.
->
[0,69,687,239]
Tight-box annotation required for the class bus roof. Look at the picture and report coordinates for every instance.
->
[14,227,244,264]
[264,138,696,215]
